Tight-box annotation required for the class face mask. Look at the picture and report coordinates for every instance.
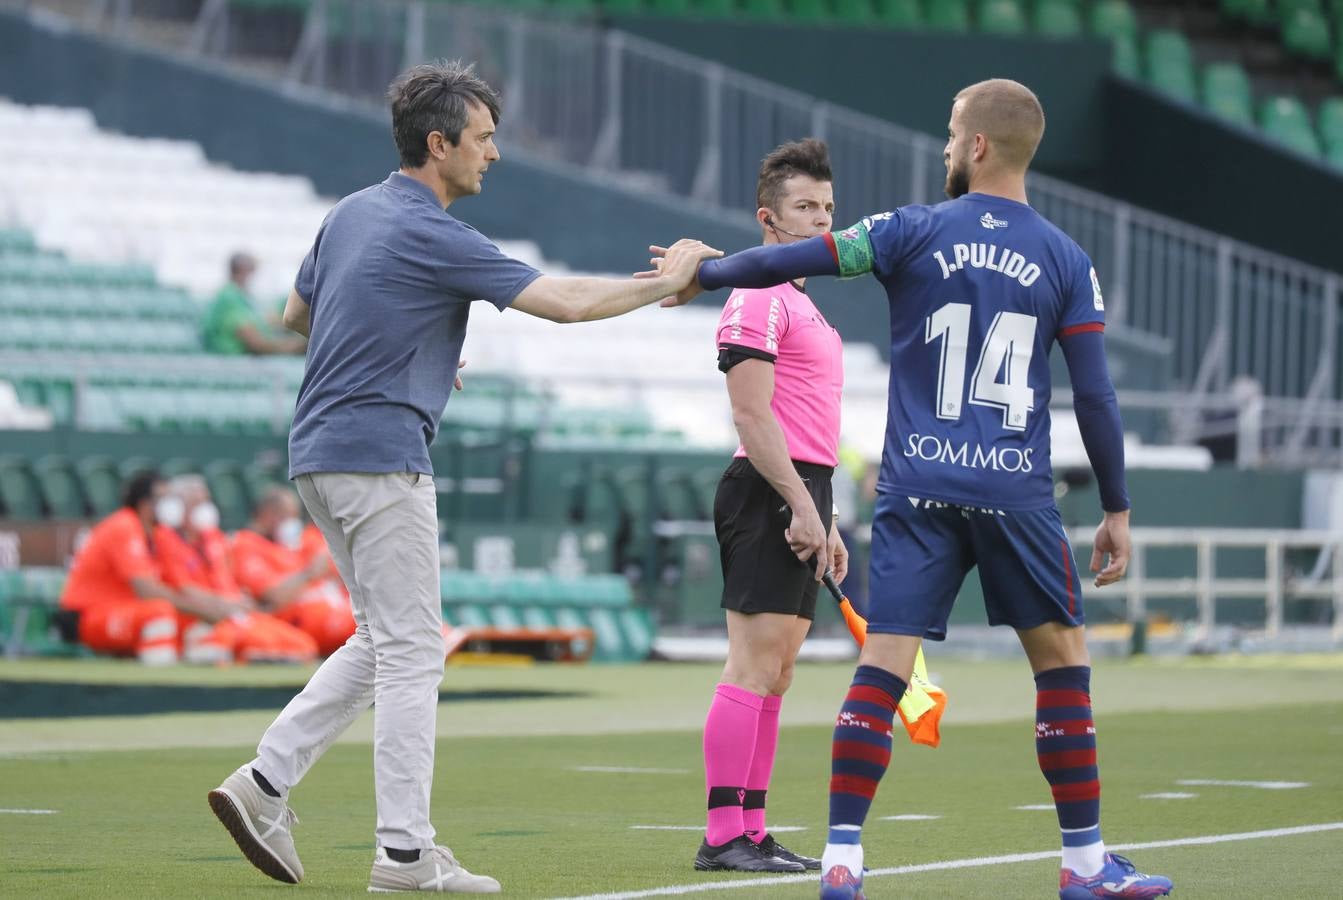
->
[155,496,185,529]
[189,502,220,532]
[277,518,304,550]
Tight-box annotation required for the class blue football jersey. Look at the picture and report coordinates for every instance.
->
[827,193,1106,511]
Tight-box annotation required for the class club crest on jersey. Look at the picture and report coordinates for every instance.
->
[979,212,1009,230]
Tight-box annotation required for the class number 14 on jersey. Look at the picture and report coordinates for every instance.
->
[925,302,1037,432]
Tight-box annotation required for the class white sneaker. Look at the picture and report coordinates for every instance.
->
[208,765,304,884]
[368,845,501,893]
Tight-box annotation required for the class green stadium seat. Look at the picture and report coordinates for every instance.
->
[549,0,598,14]
[977,0,1027,34]
[0,457,45,520]
[617,608,656,659]
[203,460,251,530]
[452,604,492,629]
[1278,0,1324,16]
[116,456,158,481]
[739,0,786,18]
[1145,29,1198,103]
[1259,95,1323,157]
[1033,0,1081,36]
[585,606,627,660]
[1326,141,1343,168]
[690,0,737,15]
[1202,62,1255,126]
[788,0,834,21]
[832,0,876,23]
[602,0,648,12]
[1319,97,1343,147]
[0,230,37,255]
[1281,7,1333,62]
[520,605,557,630]
[159,457,199,478]
[76,457,123,517]
[873,0,921,26]
[1220,0,1273,26]
[488,604,523,630]
[33,456,87,519]
[1090,0,1137,41]
[926,0,970,30]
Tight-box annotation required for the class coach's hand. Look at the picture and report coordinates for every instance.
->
[638,240,722,307]
[1091,509,1131,587]
[785,505,829,581]
[454,358,467,391]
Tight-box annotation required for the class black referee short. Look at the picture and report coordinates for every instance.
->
[713,457,834,620]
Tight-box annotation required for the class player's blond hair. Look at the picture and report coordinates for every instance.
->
[953,79,1045,171]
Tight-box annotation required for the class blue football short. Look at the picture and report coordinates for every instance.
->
[865,491,1085,640]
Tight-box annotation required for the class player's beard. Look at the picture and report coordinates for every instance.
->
[944,155,971,199]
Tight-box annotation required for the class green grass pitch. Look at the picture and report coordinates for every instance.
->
[2,655,1341,898]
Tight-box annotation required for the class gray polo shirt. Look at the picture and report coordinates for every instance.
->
[288,172,541,478]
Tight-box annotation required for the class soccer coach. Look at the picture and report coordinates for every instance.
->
[208,60,719,894]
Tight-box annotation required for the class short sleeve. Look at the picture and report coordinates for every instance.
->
[716,288,791,361]
[294,242,318,302]
[437,223,543,311]
[1059,253,1106,338]
[827,210,906,280]
[109,520,157,583]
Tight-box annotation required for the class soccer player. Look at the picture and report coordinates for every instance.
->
[696,139,845,875]
[58,470,248,664]
[207,60,718,894]
[231,485,357,657]
[658,79,1173,900]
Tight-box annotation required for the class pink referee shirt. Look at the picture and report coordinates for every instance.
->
[716,281,844,467]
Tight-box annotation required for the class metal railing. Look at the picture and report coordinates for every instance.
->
[1070,527,1343,642]
[9,0,1343,466]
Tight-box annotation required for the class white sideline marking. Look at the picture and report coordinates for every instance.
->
[548,822,1343,900]
[569,766,690,775]
[1015,804,1056,811]
[0,809,58,815]
[629,826,807,833]
[880,814,942,821]
[1142,792,1197,800]
[1177,779,1308,790]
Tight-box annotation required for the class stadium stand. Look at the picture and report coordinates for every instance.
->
[0,2,1336,662]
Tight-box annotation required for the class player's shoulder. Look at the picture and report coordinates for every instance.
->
[100,508,141,541]
[1027,208,1092,265]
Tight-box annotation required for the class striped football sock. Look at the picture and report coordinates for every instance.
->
[823,665,905,874]
[1035,665,1106,877]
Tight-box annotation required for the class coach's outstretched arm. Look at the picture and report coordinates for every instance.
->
[1060,329,1131,588]
[511,239,722,323]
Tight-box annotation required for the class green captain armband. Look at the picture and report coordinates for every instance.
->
[829,222,876,279]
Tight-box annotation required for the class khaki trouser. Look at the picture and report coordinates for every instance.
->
[251,472,443,850]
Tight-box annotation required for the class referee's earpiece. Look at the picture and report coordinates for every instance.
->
[764,216,775,226]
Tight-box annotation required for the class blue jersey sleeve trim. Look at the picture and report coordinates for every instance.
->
[1060,329,1129,512]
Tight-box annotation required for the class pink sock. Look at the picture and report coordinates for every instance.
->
[703,682,765,846]
[744,694,781,842]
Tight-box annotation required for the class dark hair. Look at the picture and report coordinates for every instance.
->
[756,138,833,212]
[121,470,162,510]
[228,252,255,278]
[388,60,502,168]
